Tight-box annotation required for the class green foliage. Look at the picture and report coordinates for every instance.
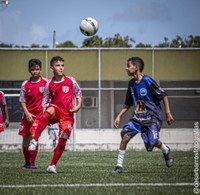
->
[102,34,134,48]
[135,42,152,48]
[81,35,103,48]
[0,151,193,194]
[0,42,13,47]
[57,41,77,48]
[0,35,200,48]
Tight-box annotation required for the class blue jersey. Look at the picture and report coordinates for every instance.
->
[124,75,167,125]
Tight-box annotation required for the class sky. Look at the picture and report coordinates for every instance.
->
[0,0,200,47]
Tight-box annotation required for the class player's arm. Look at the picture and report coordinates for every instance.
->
[2,92,9,127]
[70,96,82,113]
[20,102,35,123]
[114,81,133,128]
[69,79,82,113]
[148,78,174,125]
[163,95,174,125]
[3,104,9,127]
[114,105,130,128]
[19,81,35,123]
[42,81,50,113]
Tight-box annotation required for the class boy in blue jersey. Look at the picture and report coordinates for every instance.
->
[113,57,174,174]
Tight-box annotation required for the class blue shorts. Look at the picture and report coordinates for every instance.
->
[121,120,161,151]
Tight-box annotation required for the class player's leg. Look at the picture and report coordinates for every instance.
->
[113,121,141,174]
[155,141,173,167]
[29,107,55,151]
[47,120,72,173]
[144,123,173,167]
[21,135,31,169]
[47,133,68,174]
[48,123,59,150]
[0,114,4,132]
[19,119,37,169]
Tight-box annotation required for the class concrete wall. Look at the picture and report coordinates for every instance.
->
[0,128,195,151]
[0,48,200,81]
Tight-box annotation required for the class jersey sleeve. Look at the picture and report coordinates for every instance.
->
[42,81,50,107]
[146,77,167,101]
[124,80,133,107]
[72,78,82,98]
[0,91,7,105]
[19,80,27,103]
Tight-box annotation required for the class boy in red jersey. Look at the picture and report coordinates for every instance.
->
[29,56,82,173]
[19,59,47,169]
[0,90,9,132]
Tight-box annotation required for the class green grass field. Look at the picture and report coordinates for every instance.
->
[0,150,194,195]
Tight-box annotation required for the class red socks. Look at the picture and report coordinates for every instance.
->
[50,138,67,166]
[34,111,52,141]
[23,146,38,163]
[23,146,30,163]
[29,146,38,163]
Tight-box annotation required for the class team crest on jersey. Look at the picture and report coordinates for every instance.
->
[140,88,147,96]
[62,86,69,93]
[39,87,45,93]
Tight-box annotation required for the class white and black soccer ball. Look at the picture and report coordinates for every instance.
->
[80,17,99,36]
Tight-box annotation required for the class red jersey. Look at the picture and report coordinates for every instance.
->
[0,90,6,116]
[42,75,82,114]
[0,91,7,131]
[19,77,47,117]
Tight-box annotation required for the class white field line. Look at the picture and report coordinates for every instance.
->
[0,183,193,188]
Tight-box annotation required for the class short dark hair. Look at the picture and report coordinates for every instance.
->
[28,59,42,70]
[50,56,64,66]
[127,57,144,72]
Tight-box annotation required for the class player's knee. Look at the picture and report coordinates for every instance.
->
[120,131,125,138]
[46,107,55,115]
[121,133,130,143]
[121,128,132,138]
[60,132,68,139]
[151,139,159,146]
[121,131,128,139]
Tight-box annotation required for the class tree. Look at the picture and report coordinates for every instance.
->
[103,34,134,47]
[41,45,49,48]
[0,34,200,48]
[30,43,40,48]
[0,42,12,47]
[170,35,186,48]
[185,35,200,48]
[81,34,134,48]
[135,42,152,48]
[155,37,169,48]
[57,40,77,48]
[82,35,103,47]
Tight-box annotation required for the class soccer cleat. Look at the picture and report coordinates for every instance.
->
[46,165,57,174]
[21,162,30,170]
[112,166,123,174]
[28,139,38,151]
[163,146,174,167]
[29,162,38,169]
[21,162,38,169]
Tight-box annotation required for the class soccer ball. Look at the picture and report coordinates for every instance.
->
[80,17,99,36]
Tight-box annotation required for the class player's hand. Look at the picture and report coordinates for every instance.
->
[166,112,174,125]
[5,119,9,128]
[114,116,120,128]
[26,113,36,123]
